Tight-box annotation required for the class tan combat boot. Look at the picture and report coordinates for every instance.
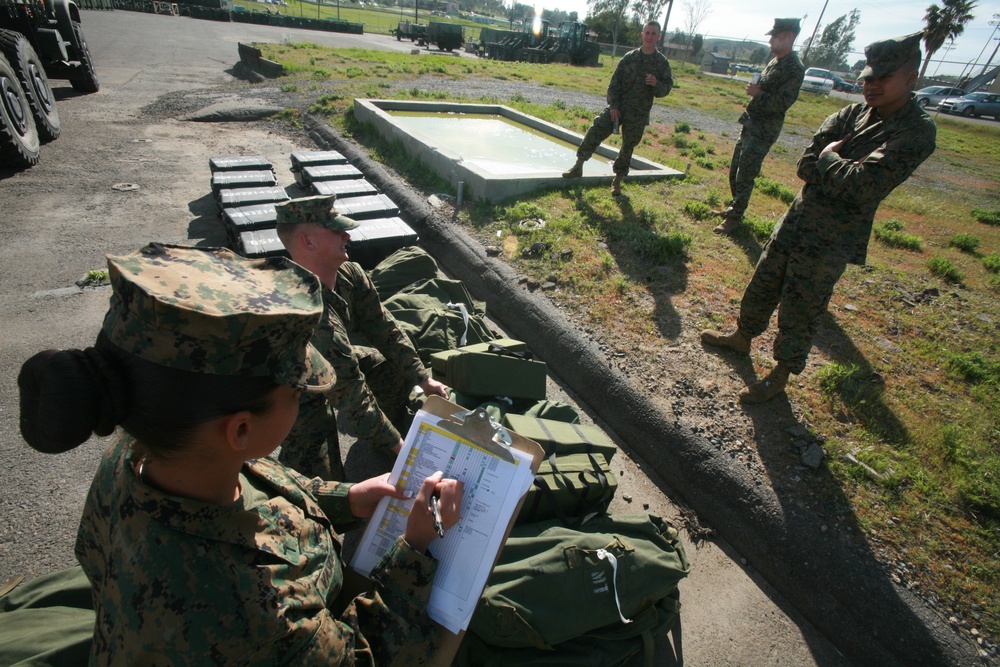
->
[713,210,741,234]
[611,173,623,196]
[700,327,752,354]
[562,159,584,178]
[739,364,791,404]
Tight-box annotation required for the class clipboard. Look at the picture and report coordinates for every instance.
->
[416,396,544,666]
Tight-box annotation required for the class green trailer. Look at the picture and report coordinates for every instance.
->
[0,0,100,168]
[426,20,462,52]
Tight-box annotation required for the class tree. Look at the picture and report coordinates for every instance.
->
[630,0,670,24]
[920,0,978,83]
[589,0,633,55]
[691,34,703,59]
[852,58,866,72]
[750,46,770,65]
[681,0,711,62]
[801,10,861,70]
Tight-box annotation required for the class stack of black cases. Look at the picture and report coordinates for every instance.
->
[210,152,420,266]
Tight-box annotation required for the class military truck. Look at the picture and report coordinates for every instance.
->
[482,19,599,67]
[0,0,100,168]
[393,19,427,44]
[520,21,600,67]
[426,21,462,52]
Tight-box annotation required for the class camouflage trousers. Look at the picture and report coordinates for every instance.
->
[279,394,343,481]
[354,345,417,436]
[737,237,847,375]
[576,106,647,176]
[278,346,414,481]
[727,128,777,217]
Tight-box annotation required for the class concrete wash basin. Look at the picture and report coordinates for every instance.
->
[352,98,683,202]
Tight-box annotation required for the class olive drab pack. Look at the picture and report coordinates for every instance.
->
[367,246,440,299]
[456,514,691,667]
[381,278,498,359]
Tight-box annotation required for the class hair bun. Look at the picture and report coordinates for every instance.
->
[17,349,123,453]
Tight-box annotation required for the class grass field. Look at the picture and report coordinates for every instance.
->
[241,0,504,39]
[260,43,1000,642]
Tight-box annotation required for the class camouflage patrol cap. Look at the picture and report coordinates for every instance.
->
[860,32,922,79]
[101,243,334,392]
[275,194,359,232]
[766,18,800,36]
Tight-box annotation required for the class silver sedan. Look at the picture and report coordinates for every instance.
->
[938,92,1000,119]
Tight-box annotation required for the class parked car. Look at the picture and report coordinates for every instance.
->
[831,75,861,93]
[913,86,966,108]
[800,67,834,95]
[938,92,1000,118]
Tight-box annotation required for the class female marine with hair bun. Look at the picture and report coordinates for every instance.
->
[16,243,462,666]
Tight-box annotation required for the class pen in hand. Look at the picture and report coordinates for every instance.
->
[430,493,445,538]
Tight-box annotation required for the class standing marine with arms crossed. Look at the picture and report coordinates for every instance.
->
[702,32,936,404]
[715,18,805,234]
[562,20,673,196]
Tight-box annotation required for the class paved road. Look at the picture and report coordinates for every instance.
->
[0,11,849,665]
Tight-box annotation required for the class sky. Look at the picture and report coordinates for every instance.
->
[542,0,1000,78]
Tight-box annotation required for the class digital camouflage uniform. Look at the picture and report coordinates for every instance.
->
[76,435,439,666]
[274,195,430,480]
[738,87,936,373]
[281,262,430,479]
[69,243,439,665]
[727,48,805,219]
[576,47,673,176]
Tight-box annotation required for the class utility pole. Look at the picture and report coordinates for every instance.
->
[978,14,1000,76]
[801,0,828,66]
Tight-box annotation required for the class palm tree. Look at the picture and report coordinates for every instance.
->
[920,0,978,82]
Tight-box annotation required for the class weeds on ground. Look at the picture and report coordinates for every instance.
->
[874,220,923,252]
[754,176,796,204]
[744,216,776,241]
[927,257,964,284]
[948,233,981,253]
[972,208,1000,226]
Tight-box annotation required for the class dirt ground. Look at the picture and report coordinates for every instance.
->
[0,9,975,666]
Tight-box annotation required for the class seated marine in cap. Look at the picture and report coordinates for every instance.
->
[17,243,462,664]
[715,18,806,233]
[701,32,936,403]
[275,195,448,480]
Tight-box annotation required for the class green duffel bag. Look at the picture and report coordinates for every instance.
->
[388,308,498,361]
[503,414,617,462]
[518,399,580,424]
[447,349,547,401]
[382,277,485,316]
[0,567,94,667]
[383,278,496,358]
[517,451,616,525]
[457,513,690,667]
[367,246,439,299]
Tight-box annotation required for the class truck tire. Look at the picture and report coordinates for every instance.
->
[0,53,41,168]
[68,21,100,93]
[0,30,60,143]
[553,51,570,64]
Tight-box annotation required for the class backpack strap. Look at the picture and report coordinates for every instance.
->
[642,627,655,667]
[486,342,534,360]
[533,451,613,527]
[596,548,632,624]
[445,301,470,346]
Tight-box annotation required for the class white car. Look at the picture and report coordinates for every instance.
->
[800,67,834,95]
